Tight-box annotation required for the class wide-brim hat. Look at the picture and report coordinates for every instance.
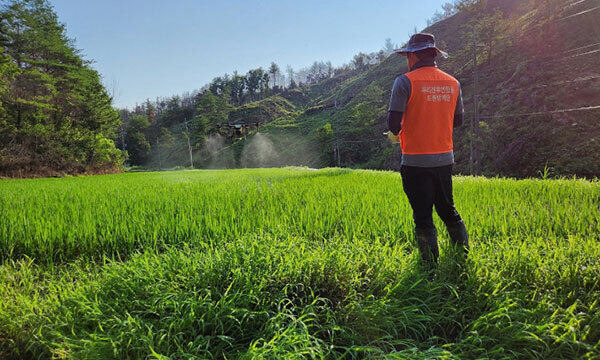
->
[394,33,448,59]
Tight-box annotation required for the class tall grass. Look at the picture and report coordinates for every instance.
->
[1,169,597,264]
[0,169,598,359]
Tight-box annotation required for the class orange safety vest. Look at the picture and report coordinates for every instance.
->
[399,67,460,155]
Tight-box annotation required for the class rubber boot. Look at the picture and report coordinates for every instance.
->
[446,220,469,252]
[415,227,439,268]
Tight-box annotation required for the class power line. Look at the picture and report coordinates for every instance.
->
[455,43,600,103]
[564,42,600,54]
[463,42,600,78]
[469,74,600,98]
[563,48,600,59]
[446,39,600,90]
[454,37,600,79]
[555,5,600,21]
[453,59,474,77]
[479,105,600,119]
[565,0,590,8]
[470,47,600,78]
[463,62,600,102]
[340,138,383,144]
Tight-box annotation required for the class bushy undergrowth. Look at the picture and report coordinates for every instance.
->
[0,169,598,359]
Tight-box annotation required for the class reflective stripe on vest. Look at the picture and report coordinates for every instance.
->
[399,67,459,155]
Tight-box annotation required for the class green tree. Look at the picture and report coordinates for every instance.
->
[261,71,270,97]
[159,96,193,127]
[229,71,246,105]
[470,10,510,64]
[0,0,123,175]
[317,122,334,165]
[0,46,18,139]
[352,52,369,71]
[268,62,280,89]
[193,90,231,144]
[155,126,175,166]
[125,114,150,165]
[454,0,485,12]
[246,68,268,101]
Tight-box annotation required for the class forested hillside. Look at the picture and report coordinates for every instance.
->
[123,0,600,178]
[0,0,123,177]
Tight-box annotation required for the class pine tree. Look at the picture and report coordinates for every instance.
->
[268,62,280,89]
[0,0,123,176]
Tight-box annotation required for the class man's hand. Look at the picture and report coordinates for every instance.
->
[386,131,400,144]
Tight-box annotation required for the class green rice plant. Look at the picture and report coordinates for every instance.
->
[0,169,598,359]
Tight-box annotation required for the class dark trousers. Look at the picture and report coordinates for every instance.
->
[400,165,462,230]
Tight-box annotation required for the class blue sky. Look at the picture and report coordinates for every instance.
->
[51,0,449,109]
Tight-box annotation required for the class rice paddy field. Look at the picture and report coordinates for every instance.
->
[0,168,599,359]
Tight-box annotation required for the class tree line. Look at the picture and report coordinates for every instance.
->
[203,48,393,107]
[119,40,398,168]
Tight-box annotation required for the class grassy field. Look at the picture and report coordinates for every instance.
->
[0,168,598,359]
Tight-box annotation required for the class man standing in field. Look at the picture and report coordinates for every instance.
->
[387,33,469,268]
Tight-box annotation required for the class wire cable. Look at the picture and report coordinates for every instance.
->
[455,47,597,79]
[340,138,383,144]
[565,0,590,8]
[471,74,600,98]
[452,59,474,77]
[479,105,600,119]
[457,41,600,79]
[467,47,600,78]
[564,42,600,54]
[555,5,600,21]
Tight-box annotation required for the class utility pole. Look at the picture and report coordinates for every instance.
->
[156,137,162,170]
[337,140,341,167]
[333,141,337,166]
[333,108,342,168]
[120,127,126,151]
[184,120,194,169]
[470,27,479,175]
